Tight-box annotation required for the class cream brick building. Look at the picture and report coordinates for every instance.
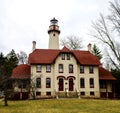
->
[11,18,116,99]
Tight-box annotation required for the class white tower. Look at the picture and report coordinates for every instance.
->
[48,18,60,49]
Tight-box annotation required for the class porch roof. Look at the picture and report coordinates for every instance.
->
[11,64,30,79]
[99,67,116,81]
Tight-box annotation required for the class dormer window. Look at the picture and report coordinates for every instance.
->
[61,53,65,60]
[67,53,70,60]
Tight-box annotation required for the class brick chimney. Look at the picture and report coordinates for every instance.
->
[32,41,36,51]
[88,43,92,53]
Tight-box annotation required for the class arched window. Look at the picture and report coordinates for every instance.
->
[36,65,42,72]
[80,78,85,88]
[80,65,84,73]
[69,64,73,73]
[89,66,94,73]
[59,64,63,73]
[46,78,51,88]
[46,65,51,72]
[36,78,41,88]
[89,78,94,88]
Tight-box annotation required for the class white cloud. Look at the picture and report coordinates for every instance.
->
[0,0,112,55]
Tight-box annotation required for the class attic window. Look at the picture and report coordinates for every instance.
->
[53,34,55,36]
[61,53,65,60]
[67,53,70,60]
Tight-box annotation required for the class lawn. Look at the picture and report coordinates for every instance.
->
[0,99,120,113]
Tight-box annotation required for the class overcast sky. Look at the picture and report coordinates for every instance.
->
[0,0,113,55]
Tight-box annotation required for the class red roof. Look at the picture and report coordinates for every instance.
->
[72,50,100,65]
[61,46,71,53]
[99,67,116,80]
[28,47,100,65]
[28,49,60,64]
[11,64,30,79]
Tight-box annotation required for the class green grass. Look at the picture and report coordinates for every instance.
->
[0,99,120,113]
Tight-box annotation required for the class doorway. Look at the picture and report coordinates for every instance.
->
[59,78,64,91]
[69,78,74,91]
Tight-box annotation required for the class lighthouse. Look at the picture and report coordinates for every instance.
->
[48,18,60,49]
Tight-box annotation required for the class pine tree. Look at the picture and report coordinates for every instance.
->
[0,50,18,106]
[92,44,102,60]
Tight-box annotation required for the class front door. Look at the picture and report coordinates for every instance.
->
[59,78,64,91]
[69,78,74,91]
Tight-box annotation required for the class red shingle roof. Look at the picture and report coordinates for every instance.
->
[99,67,116,80]
[28,47,101,65]
[72,50,100,65]
[11,64,30,79]
[28,49,60,64]
[61,46,71,53]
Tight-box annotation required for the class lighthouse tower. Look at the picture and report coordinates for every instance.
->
[48,18,60,49]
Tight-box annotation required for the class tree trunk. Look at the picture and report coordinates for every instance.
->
[4,91,8,106]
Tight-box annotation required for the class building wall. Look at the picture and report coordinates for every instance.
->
[54,53,78,92]
[31,64,55,97]
[79,66,100,97]
[30,53,100,98]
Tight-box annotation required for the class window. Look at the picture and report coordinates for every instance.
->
[100,81,106,88]
[36,78,41,88]
[80,92,85,96]
[18,81,22,88]
[36,91,41,96]
[67,53,70,60]
[36,65,42,72]
[18,80,27,88]
[46,78,51,88]
[89,78,94,88]
[69,64,73,73]
[46,65,51,72]
[80,65,84,73]
[46,92,51,96]
[61,53,65,60]
[89,66,94,73]
[80,78,85,88]
[59,64,63,73]
[23,80,27,88]
[90,92,94,96]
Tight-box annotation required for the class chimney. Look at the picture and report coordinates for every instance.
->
[32,41,36,51]
[88,43,92,53]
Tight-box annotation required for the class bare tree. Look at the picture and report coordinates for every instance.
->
[30,78,36,100]
[60,35,83,50]
[91,0,120,70]
[17,51,28,64]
